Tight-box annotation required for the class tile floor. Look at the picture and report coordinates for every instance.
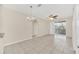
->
[3,35,75,54]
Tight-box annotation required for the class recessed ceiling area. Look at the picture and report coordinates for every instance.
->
[2,4,74,20]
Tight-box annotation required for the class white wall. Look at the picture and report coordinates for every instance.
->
[75,5,79,47]
[66,17,72,37]
[32,19,49,37]
[0,5,50,53]
[1,6,49,45]
[72,5,78,53]
[66,17,73,49]
[0,5,3,32]
[0,5,4,53]
[49,22,55,35]
[73,5,79,53]
[2,7,32,45]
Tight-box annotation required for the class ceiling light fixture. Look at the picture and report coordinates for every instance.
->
[25,4,42,22]
[48,14,58,21]
[26,16,36,22]
[49,17,54,20]
[48,15,54,21]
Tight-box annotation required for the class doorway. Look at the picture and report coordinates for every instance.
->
[54,21,67,52]
[32,20,38,38]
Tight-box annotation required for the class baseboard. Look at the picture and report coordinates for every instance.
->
[34,34,54,38]
[4,34,54,47]
[4,34,46,47]
[4,37,32,47]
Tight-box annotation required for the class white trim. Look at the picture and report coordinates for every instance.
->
[4,34,52,47]
[4,37,32,47]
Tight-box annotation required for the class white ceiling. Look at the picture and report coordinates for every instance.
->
[2,4,74,20]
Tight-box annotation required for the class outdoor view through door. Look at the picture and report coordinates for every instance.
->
[54,21,66,52]
[55,21,66,35]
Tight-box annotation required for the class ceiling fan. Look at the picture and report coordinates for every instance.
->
[48,14,67,22]
[48,14,58,21]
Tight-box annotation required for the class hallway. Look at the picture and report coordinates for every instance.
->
[4,35,74,54]
[0,4,77,54]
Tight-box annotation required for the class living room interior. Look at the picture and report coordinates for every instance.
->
[0,4,79,54]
